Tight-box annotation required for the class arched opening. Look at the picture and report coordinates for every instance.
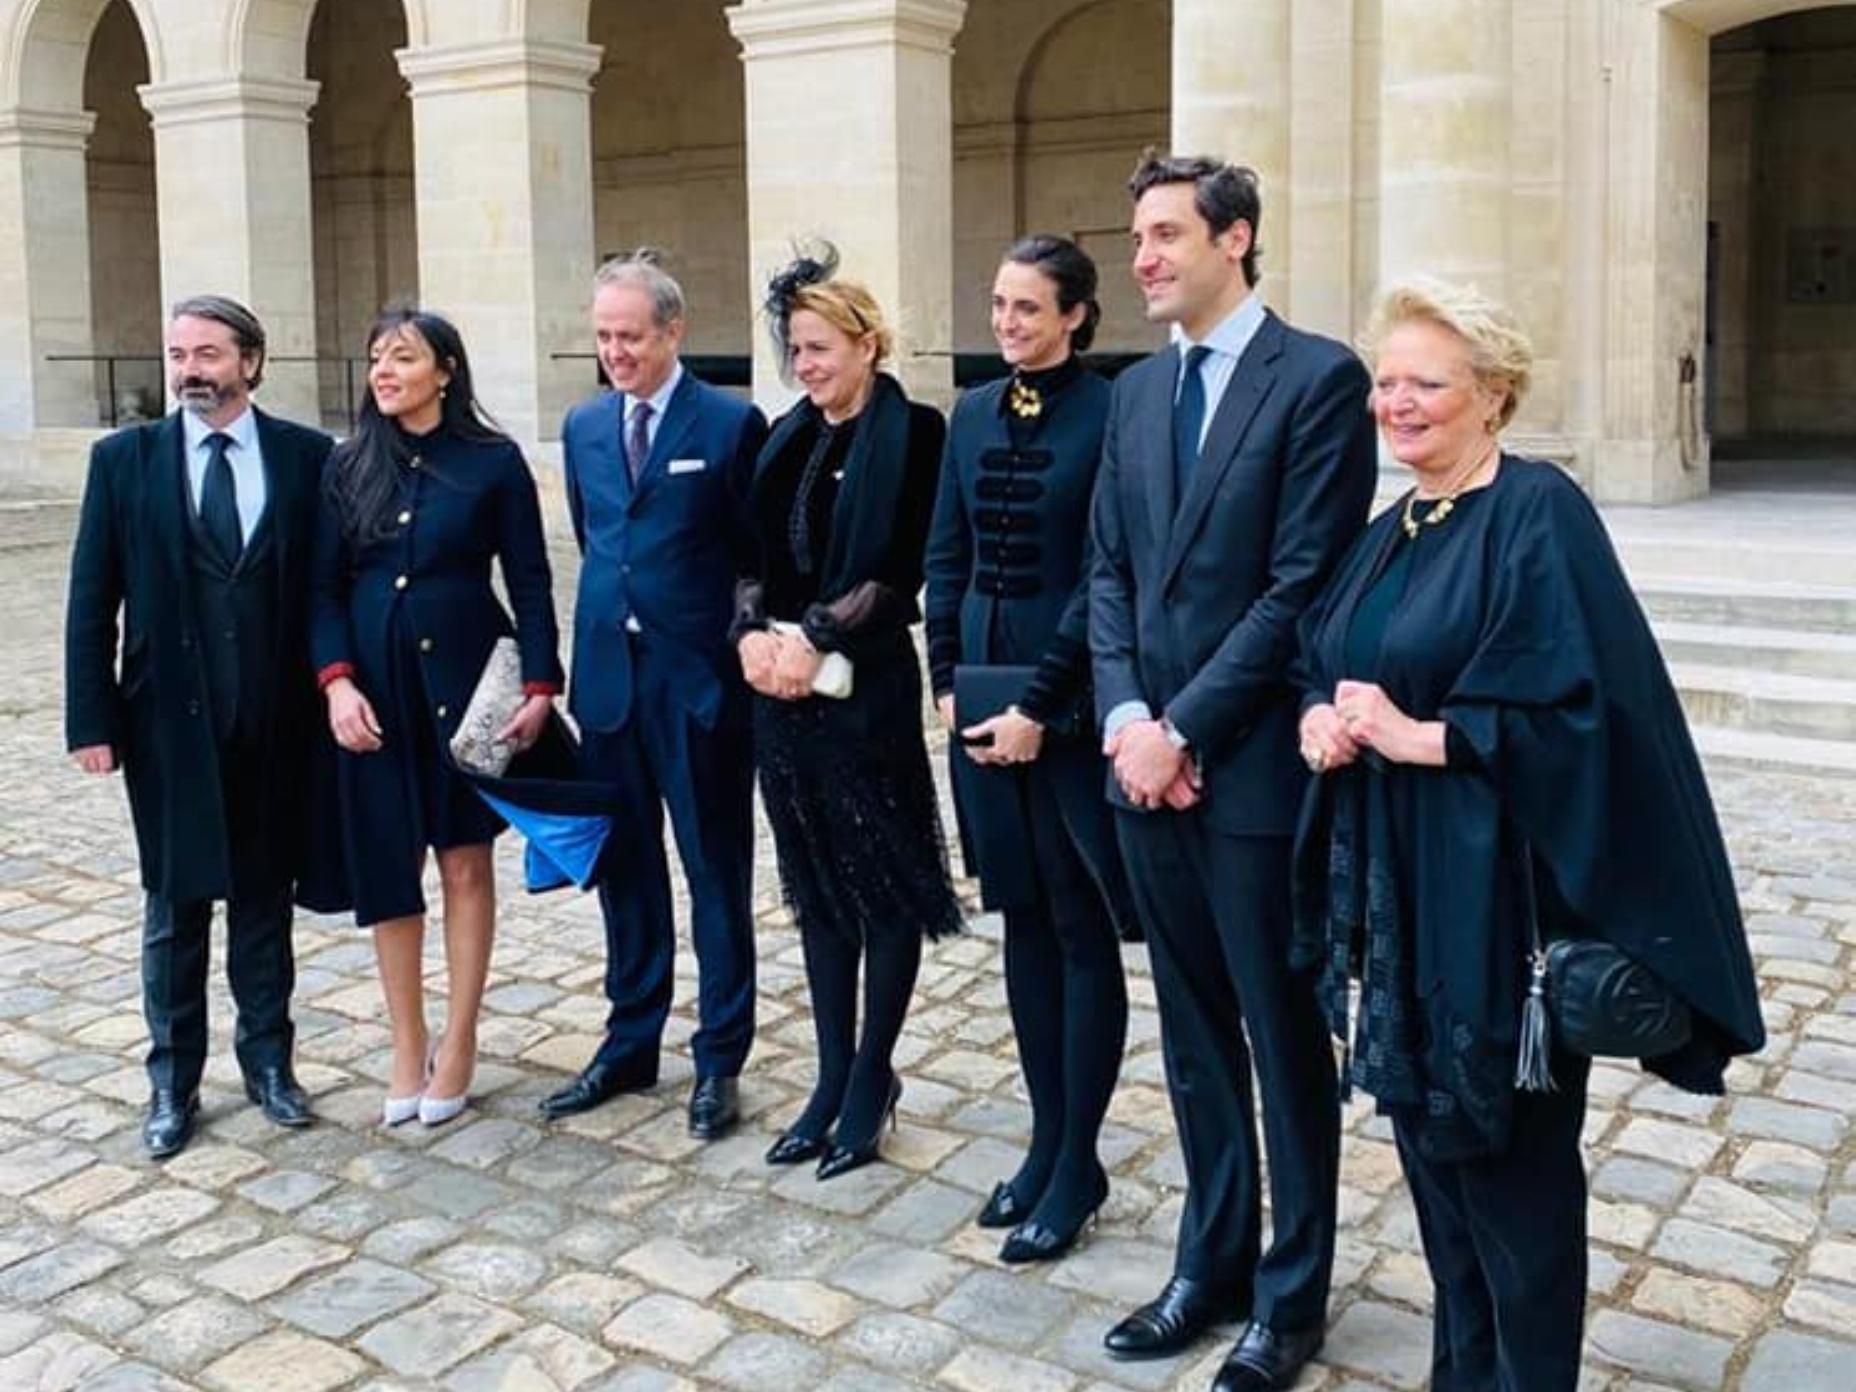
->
[82,0,158,423]
[306,0,415,431]
[952,0,1170,378]
[1708,4,1856,484]
[588,0,749,386]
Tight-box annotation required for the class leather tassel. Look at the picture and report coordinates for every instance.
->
[1514,948,1557,1093]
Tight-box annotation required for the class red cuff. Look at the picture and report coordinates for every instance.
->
[521,681,562,697]
[317,662,356,691]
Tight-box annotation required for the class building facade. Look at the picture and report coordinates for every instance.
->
[1,0,1852,501]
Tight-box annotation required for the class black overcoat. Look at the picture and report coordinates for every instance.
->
[1291,457,1765,1114]
[923,368,1132,923]
[64,408,333,902]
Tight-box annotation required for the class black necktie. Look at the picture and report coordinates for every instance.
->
[625,401,654,483]
[1173,344,1212,500]
[200,431,242,565]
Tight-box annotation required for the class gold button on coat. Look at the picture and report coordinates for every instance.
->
[394,575,408,590]
[419,638,434,653]
[398,510,412,525]
[436,704,448,719]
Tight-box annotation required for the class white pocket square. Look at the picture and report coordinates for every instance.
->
[668,458,706,475]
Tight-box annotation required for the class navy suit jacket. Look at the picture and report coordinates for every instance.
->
[1089,309,1377,837]
[562,371,767,733]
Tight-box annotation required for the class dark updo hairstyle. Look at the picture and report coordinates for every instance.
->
[325,304,505,546]
[1002,234,1101,354]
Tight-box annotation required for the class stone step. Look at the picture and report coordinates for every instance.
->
[1690,725,1856,778]
[1633,576,1856,635]
[1668,662,1856,744]
[1618,536,1856,590]
[1651,620,1856,682]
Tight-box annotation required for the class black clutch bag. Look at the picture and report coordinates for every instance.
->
[952,664,1036,744]
[1514,851,1692,1090]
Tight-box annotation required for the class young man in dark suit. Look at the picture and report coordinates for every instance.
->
[542,253,768,1139]
[1089,155,1378,1389]
[65,295,333,1159]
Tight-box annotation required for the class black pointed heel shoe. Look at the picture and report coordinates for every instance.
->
[998,1166,1110,1264]
[765,1128,829,1165]
[977,1179,1033,1229]
[815,1074,901,1182]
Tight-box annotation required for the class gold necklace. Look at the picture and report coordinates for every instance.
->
[1007,376,1043,420]
[1400,447,1497,540]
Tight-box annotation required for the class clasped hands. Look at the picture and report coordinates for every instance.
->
[934,695,1045,766]
[1104,719,1200,811]
[1299,679,1439,772]
[738,629,823,701]
[324,676,552,755]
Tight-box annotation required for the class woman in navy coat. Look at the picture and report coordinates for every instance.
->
[311,307,562,1128]
[924,236,1137,1263]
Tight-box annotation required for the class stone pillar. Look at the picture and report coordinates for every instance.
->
[1170,0,1293,314]
[726,0,967,412]
[1591,8,1711,503]
[138,77,322,425]
[0,108,98,433]
[397,39,600,449]
[1377,0,1511,296]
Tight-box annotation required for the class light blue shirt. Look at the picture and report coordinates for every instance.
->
[1103,292,1271,745]
[1171,290,1268,451]
[182,405,266,543]
[624,361,684,456]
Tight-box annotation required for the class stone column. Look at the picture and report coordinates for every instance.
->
[726,0,967,411]
[1170,0,1293,314]
[1377,0,1511,295]
[1591,8,1711,503]
[0,108,98,434]
[138,77,321,425]
[397,39,600,449]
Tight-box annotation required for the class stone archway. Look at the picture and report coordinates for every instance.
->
[1595,0,1856,500]
[950,0,1168,362]
[0,0,161,434]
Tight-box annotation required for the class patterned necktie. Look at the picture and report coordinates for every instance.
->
[625,400,654,483]
[1173,344,1212,500]
[200,431,242,565]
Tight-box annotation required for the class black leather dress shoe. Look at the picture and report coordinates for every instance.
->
[976,1180,1032,1229]
[1211,1320,1324,1392]
[144,1090,199,1160]
[244,1066,312,1128]
[687,1075,739,1140]
[539,1059,656,1120]
[1103,1275,1245,1361]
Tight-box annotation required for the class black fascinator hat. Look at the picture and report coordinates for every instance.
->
[763,240,840,372]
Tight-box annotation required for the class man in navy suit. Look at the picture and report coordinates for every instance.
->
[541,253,768,1139]
[66,296,330,1159]
[1090,155,1377,1388]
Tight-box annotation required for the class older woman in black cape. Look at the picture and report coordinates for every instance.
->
[1290,279,1763,1392]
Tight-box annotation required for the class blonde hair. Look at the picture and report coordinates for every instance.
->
[789,279,894,368]
[1360,278,1534,429]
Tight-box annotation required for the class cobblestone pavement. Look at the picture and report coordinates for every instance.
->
[2,499,1853,1392]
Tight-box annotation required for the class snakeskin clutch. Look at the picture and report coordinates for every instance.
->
[448,637,525,776]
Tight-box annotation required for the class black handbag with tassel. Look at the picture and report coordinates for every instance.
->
[1514,850,1693,1092]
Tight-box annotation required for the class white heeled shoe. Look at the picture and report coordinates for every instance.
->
[382,1037,438,1127]
[417,1091,468,1127]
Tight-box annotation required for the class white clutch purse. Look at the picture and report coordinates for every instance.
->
[770,620,854,700]
[448,637,525,776]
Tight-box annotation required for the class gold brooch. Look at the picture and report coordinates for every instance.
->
[1400,493,1455,539]
[1007,378,1042,420]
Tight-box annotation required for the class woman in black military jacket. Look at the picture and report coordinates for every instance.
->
[310,307,562,1129]
[924,236,1136,1263]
